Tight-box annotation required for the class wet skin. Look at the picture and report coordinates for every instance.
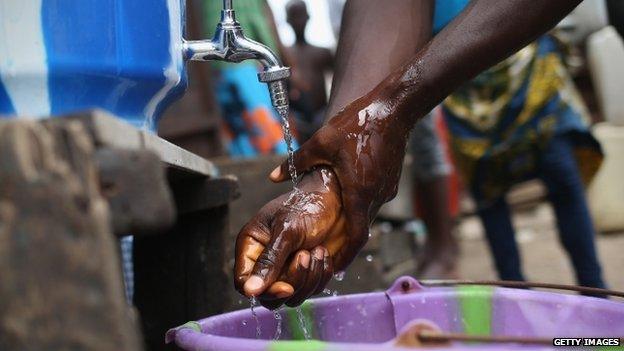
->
[235,0,584,308]
[235,167,348,308]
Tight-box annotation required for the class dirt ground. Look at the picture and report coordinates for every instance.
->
[457,203,624,291]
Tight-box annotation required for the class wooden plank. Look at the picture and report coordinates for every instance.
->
[44,110,218,178]
[96,148,176,236]
[134,206,230,351]
[0,119,142,351]
[171,175,240,215]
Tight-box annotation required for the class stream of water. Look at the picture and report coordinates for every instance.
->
[276,106,299,186]
[273,309,283,340]
[250,297,261,339]
[296,306,312,340]
[278,105,311,340]
[247,105,309,341]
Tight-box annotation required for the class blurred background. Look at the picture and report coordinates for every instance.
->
[156,0,624,311]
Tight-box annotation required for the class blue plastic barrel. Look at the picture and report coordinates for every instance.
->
[0,0,188,130]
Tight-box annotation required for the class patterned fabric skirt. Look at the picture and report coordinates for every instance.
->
[442,35,603,204]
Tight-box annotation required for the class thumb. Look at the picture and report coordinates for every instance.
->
[244,226,298,297]
[333,203,371,272]
[269,135,328,183]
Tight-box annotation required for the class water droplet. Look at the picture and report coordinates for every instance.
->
[365,255,373,262]
[332,290,339,297]
[334,271,345,281]
[322,288,332,295]
[242,320,247,326]
[379,222,393,234]
[273,309,282,340]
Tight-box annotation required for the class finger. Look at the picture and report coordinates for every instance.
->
[257,281,294,311]
[233,195,288,295]
[244,227,301,297]
[333,206,370,272]
[269,136,328,183]
[234,223,270,295]
[261,250,310,301]
[335,230,368,272]
[257,250,310,310]
[266,281,295,299]
[314,248,334,295]
[286,246,325,307]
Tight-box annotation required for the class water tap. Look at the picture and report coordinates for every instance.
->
[183,0,290,112]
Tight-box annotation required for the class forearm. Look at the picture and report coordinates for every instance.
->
[326,0,434,118]
[387,0,583,124]
[274,0,585,247]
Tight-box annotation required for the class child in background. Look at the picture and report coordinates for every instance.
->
[285,0,334,143]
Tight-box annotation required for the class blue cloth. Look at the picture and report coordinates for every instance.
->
[474,135,606,289]
[433,0,470,34]
[213,64,295,157]
[120,237,134,303]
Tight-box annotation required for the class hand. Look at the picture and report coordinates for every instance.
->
[234,167,350,309]
[270,82,415,271]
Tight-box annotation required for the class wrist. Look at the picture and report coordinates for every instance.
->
[370,45,447,132]
[298,167,340,194]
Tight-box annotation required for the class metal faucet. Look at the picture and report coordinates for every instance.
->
[183,0,290,113]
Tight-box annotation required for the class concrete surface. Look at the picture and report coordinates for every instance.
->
[456,203,624,291]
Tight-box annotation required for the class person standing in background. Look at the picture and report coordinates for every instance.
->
[436,1,606,289]
[286,0,334,143]
[202,0,297,157]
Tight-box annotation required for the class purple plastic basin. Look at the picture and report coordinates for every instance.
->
[166,277,624,350]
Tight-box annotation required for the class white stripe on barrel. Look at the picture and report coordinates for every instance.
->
[0,0,51,117]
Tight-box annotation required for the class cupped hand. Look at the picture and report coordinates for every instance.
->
[270,83,415,272]
[234,167,352,309]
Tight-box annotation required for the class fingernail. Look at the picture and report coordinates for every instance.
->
[244,275,264,295]
[313,248,324,260]
[270,166,281,179]
[276,290,292,299]
[298,252,311,269]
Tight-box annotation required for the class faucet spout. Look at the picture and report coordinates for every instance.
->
[182,0,290,110]
[223,0,233,11]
